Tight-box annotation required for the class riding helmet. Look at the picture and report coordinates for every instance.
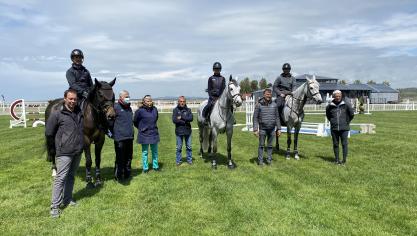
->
[282,63,291,70]
[70,49,84,59]
[213,62,222,70]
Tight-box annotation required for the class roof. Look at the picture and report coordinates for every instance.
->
[366,84,399,93]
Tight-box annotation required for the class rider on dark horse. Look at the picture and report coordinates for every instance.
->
[202,62,226,124]
[66,49,93,112]
[273,63,295,125]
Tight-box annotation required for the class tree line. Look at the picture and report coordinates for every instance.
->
[239,78,273,94]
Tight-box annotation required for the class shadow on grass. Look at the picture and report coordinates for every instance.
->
[317,155,335,163]
[200,152,234,167]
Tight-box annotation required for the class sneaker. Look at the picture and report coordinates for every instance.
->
[142,169,149,174]
[153,167,160,172]
[50,208,60,218]
[258,160,264,166]
[176,162,182,166]
[187,161,193,165]
[60,200,77,209]
[266,159,272,165]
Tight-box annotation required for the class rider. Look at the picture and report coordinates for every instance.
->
[66,49,93,111]
[202,62,226,123]
[273,63,295,124]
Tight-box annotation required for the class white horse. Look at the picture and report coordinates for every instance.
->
[197,75,243,169]
[278,75,322,160]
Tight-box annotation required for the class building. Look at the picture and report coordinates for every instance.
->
[250,74,399,104]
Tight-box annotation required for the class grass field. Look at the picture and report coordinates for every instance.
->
[0,111,416,235]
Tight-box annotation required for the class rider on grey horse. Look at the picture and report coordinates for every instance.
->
[273,63,295,124]
[202,62,226,123]
[66,49,93,111]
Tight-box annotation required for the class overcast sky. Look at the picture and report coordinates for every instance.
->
[1,0,417,101]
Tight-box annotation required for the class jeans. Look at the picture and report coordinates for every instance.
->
[331,130,349,163]
[51,154,82,209]
[176,134,192,164]
[141,144,158,170]
[258,128,275,162]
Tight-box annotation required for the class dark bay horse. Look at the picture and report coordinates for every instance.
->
[45,78,116,187]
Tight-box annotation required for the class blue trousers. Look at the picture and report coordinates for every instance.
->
[176,134,192,164]
[141,144,159,170]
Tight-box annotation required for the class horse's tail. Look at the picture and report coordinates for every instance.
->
[44,99,62,162]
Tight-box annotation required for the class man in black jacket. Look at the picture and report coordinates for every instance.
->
[172,96,193,165]
[326,90,355,165]
[253,89,281,165]
[111,90,134,181]
[66,49,93,111]
[202,62,226,123]
[45,89,84,218]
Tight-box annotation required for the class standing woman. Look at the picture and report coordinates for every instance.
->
[326,90,355,165]
[134,95,160,173]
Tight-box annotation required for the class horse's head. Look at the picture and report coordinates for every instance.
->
[228,75,243,107]
[306,75,322,104]
[92,78,116,120]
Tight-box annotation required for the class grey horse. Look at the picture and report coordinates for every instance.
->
[197,75,243,169]
[278,75,322,160]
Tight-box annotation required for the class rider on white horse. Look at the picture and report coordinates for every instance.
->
[273,63,295,124]
[202,62,226,124]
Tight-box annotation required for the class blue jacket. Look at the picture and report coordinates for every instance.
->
[133,106,160,144]
[208,75,226,99]
[172,105,193,136]
[112,102,134,142]
[66,64,93,97]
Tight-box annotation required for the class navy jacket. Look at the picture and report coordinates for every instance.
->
[45,104,84,157]
[172,105,193,136]
[112,102,134,142]
[326,99,355,131]
[133,106,160,144]
[208,75,226,99]
[66,64,93,97]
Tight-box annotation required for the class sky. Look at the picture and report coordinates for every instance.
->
[1,0,417,101]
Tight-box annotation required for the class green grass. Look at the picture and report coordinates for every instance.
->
[0,111,416,235]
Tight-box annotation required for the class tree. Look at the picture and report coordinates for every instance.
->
[367,80,376,84]
[239,77,251,94]
[353,80,362,84]
[383,80,391,86]
[250,80,259,92]
[259,78,268,89]
[339,80,347,85]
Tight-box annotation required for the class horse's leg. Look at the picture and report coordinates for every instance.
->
[94,134,105,186]
[226,124,235,169]
[84,143,94,188]
[286,126,292,159]
[294,125,301,160]
[199,126,204,157]
[211,129,217,169]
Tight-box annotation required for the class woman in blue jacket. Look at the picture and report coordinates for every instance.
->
[326,90,355,165]
[134,95,160,173]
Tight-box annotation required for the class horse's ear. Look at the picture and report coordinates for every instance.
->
[94,78,101,88]
[229,75,232,82]
[312,75,316,81]
[109,77,116,87]
[305,75,311,83]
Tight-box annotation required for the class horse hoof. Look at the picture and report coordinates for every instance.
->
[86,182,95,189]
[212,164,217,170]
[228,164,236,169]
[95,181,102,187]
[295,155,300,160]
[285,156,290,160]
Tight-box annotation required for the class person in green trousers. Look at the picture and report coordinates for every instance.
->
[133,95,160,173]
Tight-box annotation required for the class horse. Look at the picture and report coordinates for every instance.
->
[45,78,116,187]
[197,75,243,169]
[276,75,322,160]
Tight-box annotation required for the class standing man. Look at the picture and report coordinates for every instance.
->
[273,63,295,150]
[326,90,355,165]
[202,62,226,124]
[253,88,281,165]
[66,49,93,110]
[172,96,193,165]
[46,89,84,218]
[111,90,134,181]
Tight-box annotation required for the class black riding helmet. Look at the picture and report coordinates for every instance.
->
[70,49,84,59]
[213,62,222,70]
[282,63,291,71]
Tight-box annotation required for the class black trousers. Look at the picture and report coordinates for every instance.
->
[331,130,349,163]
[114,139,133,178]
